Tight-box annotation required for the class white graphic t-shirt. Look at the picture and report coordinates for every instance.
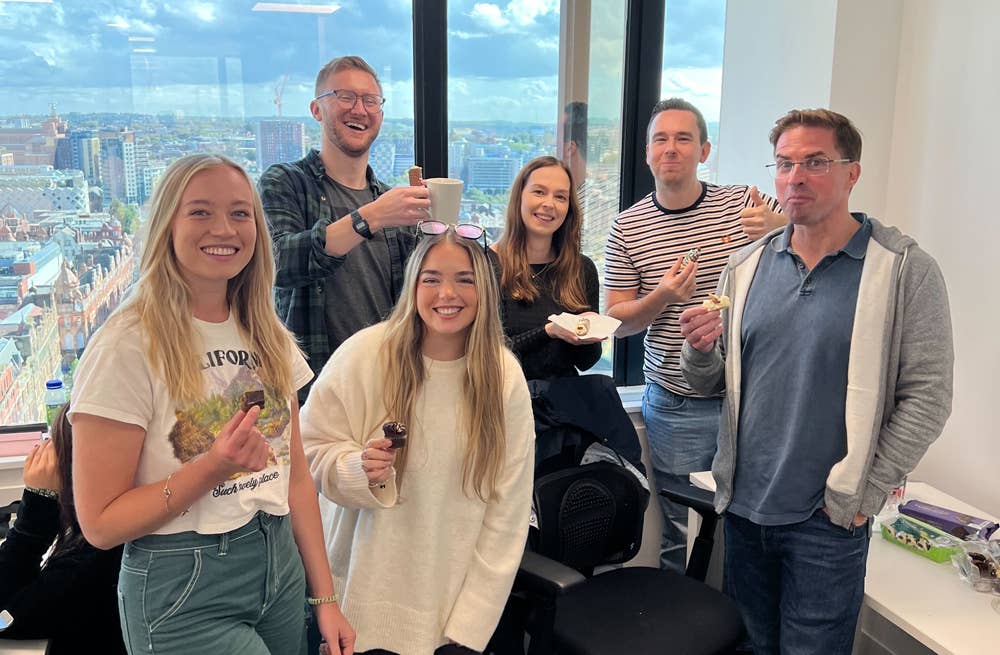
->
[71,312,313,535]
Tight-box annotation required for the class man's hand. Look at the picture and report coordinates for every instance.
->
[679,305,723,353]
[655,256,698,304]
[739,186,784,240]
[366,185,431,231]
[23,439,60,493]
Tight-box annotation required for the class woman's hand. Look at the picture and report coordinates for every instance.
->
[545,311,607,345]
[23,438,60,493]
[316,603,356,655]
[204,407,271,480]
[360,438,396,486]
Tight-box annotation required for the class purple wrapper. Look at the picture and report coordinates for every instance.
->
[899,499,998,541]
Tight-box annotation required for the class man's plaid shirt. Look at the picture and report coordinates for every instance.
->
[260,150,416,395]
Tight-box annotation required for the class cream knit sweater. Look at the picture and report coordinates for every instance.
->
[301,323,535,655]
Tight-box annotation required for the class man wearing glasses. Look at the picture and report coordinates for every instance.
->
[679,109,953,653]
[604,98,784,573]
[260,55,430,401]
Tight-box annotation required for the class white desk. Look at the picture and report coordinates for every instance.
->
[687,473,1000,655]
[863,482,1000,655]
[0,455,26,507]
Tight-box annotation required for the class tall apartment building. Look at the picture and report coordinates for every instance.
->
[99,129,139,204]
[257,120,306,172]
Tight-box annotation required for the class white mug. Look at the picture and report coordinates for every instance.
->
[424,177,464,223]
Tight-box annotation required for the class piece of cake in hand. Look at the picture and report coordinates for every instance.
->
[382,421,408,449]
[241,389,265,412]
[574,317,591,336]
[407,166,422,187]
[702,293,731,312]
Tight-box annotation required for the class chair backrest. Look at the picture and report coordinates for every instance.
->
[531,461,649,573]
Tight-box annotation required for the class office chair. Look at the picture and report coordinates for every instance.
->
[515,464,743,655]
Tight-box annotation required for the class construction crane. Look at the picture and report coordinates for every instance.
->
[274,73,289,119]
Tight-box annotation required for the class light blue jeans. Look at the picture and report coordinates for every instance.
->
[118,512,306,655]
[641,382,721,572]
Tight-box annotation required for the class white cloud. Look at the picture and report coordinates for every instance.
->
[450,30,488,40]
[508,0,557,26]
[470,3,508,30]
[534,37,557,51]
[661,66,723,121]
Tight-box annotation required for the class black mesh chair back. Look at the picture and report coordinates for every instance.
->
[514,467,745,655]
[532,462,647,573]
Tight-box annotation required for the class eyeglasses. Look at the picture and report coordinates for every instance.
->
[314,89,385,113]
[765,157,853,178]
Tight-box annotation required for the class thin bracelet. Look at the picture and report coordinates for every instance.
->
[163,473,189,516]
[307,593,338,606]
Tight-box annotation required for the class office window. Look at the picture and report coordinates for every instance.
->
[662,0,726,182]
[0,1,413,423]
[445,0,563,232]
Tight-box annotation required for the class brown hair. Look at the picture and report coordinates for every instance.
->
[769,108,862,162]
[647,98,709,144]
[314,55,382,96]
[494,156,588,312]
[48,403,86,557]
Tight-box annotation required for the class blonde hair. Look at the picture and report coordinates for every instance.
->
[495,156,588,311]
[380,232,507,501]
[116,153,299,405]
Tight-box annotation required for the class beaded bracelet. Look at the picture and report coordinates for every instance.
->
[307,593,338,606]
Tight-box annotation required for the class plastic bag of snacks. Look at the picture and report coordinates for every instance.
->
[951,540,1000,595]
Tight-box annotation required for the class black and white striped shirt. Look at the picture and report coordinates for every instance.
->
[605,183,780,396]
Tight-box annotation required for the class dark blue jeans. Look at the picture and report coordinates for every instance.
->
[724,510,870,655]
[642,382,721,572]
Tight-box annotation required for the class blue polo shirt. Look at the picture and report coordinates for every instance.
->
[729,214,872,525]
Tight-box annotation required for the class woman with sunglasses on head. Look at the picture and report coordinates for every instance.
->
[0,404,126,654]
[68,154,354,655]
[301,229,534,655]
[493,156,603,381]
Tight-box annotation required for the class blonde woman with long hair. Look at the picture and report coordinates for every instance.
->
[302,230,534,655]
[493,156,604,381]
[69,154,355,655]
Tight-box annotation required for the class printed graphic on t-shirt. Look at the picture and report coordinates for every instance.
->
[167,348,291,480]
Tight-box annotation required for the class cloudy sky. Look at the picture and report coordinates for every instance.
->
[0,0,725,123]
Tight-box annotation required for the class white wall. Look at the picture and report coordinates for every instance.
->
[885,0,1000,516]
[717,0,838,193]
[718,0,1000,516]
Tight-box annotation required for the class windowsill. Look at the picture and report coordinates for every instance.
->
[617,384,644,415]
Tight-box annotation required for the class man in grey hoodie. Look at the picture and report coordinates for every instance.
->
[679,108,953,654]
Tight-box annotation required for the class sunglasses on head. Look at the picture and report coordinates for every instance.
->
[417,220,485,240]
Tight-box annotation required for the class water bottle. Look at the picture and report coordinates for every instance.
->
[44,379,66,430]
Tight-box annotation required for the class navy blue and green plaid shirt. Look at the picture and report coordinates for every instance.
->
[259,150,417,400]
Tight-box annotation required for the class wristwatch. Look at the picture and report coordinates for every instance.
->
[350,210,374,240]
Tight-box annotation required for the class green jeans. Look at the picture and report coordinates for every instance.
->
[118,512,306,654]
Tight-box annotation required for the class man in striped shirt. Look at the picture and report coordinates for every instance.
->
[605,98,783,572]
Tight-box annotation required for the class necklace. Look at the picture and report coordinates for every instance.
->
[530,262,552,279]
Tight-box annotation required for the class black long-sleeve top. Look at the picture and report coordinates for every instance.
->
[500,255,603,380]
[0,490,126,654]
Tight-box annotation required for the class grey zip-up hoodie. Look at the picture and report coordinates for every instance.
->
[681,215,954,529]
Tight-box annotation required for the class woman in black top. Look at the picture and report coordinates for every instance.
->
[0,404,126,655]
[493,156,604,380]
